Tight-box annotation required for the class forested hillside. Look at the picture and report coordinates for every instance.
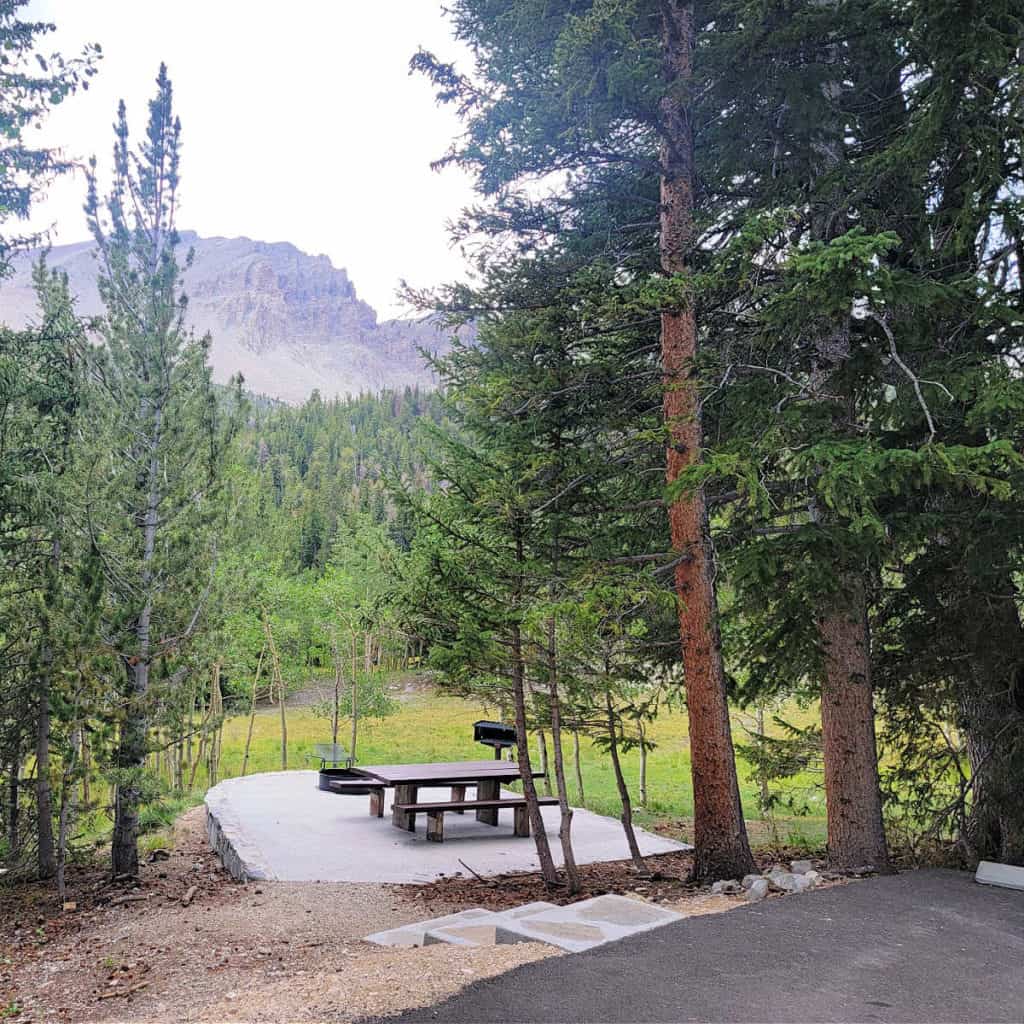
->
[236,387,446,573]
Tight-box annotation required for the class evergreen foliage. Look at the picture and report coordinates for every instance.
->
[0,0,99,272]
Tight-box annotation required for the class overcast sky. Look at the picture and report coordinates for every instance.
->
[23,1,477,318]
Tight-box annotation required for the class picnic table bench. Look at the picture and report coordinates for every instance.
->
[394,796,559,842]
[347,760,550,842]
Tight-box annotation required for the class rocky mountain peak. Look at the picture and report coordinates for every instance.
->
[0,233,457,403]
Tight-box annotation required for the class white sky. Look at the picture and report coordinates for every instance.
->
[23,1,477,318]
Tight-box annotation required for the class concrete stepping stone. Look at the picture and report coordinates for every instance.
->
[365,908,498,947]
[366,895,683,952]
[495,893,684,953]
[422,902,558,947]
[976,861,1024,892]
[424,922,541,947]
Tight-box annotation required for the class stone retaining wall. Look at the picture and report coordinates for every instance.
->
[204,776,278,881]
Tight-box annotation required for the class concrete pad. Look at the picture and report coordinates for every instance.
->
[494,894,684,953]
[205,770,689,883]
[366,908,497,948]
[976,860,1024,892]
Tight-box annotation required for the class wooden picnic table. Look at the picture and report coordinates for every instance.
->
[351,760,544,831]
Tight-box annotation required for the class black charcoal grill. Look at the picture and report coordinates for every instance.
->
[474,719,516,759]
[312,743,376,794]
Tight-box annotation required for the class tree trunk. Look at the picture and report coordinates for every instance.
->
[958,588,1024,866]
[262,612,287,770]
[35,661,56,879]
[206,665,223,787]
[331,641,341,746]
[536,730,551,796]
[511,622,559,885]
[56,725,81,905]
[173,733,183,792]
[638,719,649,809]
[185,682,196,778]
[658,0,755,884]
[6,750,19,857]
[111,662,148,877]
[572,729,586,807]
[546,619,580,894]
[112,404,162,878]
[82,732,92,807]
[350,656,359,764]
[240,646,265,777]
[605,690,648,874]
[817,580,890,871]
[754,704,777,844]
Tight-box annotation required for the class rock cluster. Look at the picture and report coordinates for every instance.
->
[712,860,826,904]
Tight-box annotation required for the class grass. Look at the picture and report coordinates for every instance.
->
[47,677,827,856]
[204,679,827,846]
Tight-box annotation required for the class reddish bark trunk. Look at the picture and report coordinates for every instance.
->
[659,0,755,883]
[817,581,890,871]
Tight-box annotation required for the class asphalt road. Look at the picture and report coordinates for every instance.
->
[371,870,1024,1024]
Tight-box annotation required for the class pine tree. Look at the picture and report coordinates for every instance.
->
[658,0,754,881]
[0,0,99,272]
[84,65,241,876]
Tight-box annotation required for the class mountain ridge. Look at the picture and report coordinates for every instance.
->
[0,232,457,403]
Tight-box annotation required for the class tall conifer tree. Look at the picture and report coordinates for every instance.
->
[84,65,240,876]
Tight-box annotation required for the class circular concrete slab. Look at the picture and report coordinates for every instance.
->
[205,770,690,883]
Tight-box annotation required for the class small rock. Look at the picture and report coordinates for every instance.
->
[741,874,762,890]
[745,878,769,902]
[767,871,801,893]
[804,870,822,887]
[790,859,814,875]
[62,902,77,913]
[791,874,813,892]
[711,879,743,895]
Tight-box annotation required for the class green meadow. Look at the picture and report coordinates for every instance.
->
[203,682,827,849]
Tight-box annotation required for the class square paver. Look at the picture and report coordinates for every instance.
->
[494,894,684,952]
[366,908,497,947]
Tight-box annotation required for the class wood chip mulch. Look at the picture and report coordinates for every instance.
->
[397,851,701,911]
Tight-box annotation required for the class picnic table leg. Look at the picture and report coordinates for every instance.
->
[392,783,417,831]
[450,784,466,812]
[426,809,445,842]
[513,804,530,837]
[369,787,384,818]
[476,779,499,826]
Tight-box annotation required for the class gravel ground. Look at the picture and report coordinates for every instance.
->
[10,808,555,1023]
[194,944,560,1022]
[6,807,756,1023]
